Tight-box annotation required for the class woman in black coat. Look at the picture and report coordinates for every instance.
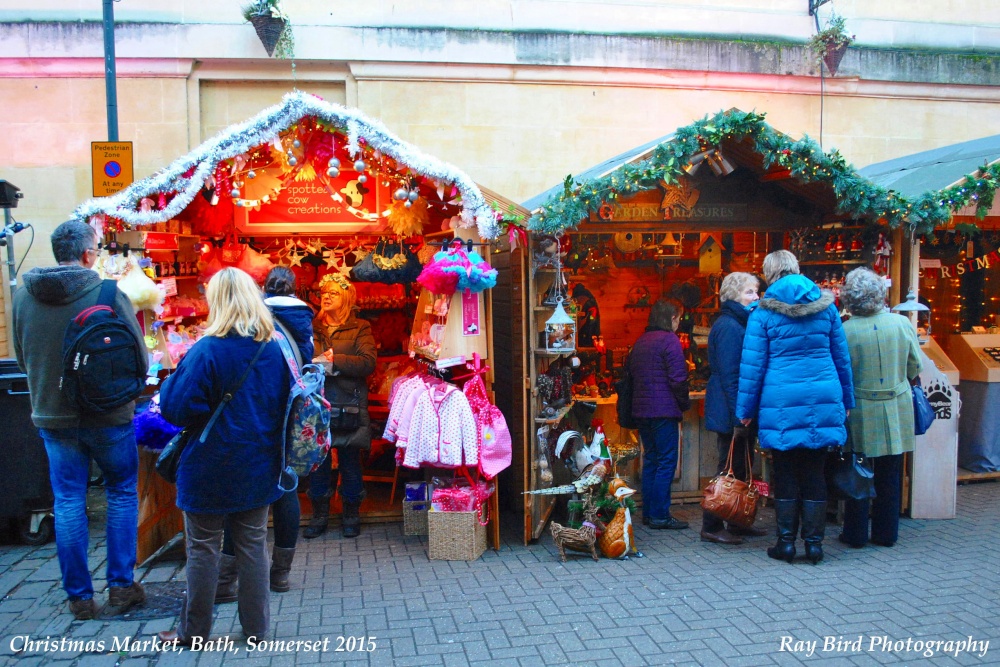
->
[303,273,376,539]
[702,272,763,545]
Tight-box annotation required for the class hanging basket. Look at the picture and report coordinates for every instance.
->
[249,15,287,57]
[822,42,849,76]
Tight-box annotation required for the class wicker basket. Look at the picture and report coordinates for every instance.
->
[402,501,429,536]
[249,15,287,57]
[427,510,487,561]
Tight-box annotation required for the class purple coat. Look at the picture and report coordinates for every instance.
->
[629,328,688,419]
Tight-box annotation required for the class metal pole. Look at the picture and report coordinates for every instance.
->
[103,0,119,141]
[3,210,17,292]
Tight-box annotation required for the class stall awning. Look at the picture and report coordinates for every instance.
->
[522,109,939,235]
[70,91,507,240]
[859,134,1000,199]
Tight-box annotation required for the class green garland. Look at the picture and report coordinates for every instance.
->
[528,108,984,237]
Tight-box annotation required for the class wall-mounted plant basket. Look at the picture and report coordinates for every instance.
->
[822,42,849,76]
[250,15,287,57]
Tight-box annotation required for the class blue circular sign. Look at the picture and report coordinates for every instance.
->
[104,161,122,178]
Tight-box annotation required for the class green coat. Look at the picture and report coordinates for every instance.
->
[843,312,923,457]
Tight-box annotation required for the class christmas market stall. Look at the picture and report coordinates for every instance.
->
[862,133,1000,488]
[519,108,945,543]
[69,91,527,561]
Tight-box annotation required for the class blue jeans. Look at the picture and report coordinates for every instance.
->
[637,418,681,522]
[39,425,139,601]
[308,447,365,504]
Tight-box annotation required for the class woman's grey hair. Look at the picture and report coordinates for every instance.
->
[762,250,800,286]
[842,267,888,316]
[648,299,681,332]
[51,221,97,264]
[719,272,759,304]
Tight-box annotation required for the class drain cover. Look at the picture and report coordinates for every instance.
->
[97,581,186,621]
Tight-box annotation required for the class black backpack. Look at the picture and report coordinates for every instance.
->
[60,280,146,412]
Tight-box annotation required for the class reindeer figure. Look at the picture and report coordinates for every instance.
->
[550,500,603,563]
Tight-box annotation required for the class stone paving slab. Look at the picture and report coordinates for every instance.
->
[0,484,997,665]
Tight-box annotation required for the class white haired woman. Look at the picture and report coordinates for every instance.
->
[158,267,291,644]
[839,267,922,548]
[736,250,855,564]
[702,272,764,545]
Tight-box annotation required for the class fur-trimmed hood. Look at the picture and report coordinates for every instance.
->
[758,274,835,319]
[22,265,101,305]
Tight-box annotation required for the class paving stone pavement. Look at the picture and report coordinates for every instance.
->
[0,483,997,666]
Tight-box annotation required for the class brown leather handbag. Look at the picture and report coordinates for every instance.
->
[700,434,760,528]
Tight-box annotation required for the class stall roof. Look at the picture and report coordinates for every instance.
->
[70,91,507,240]
[859,134,1000,199]
[524,109,956,236]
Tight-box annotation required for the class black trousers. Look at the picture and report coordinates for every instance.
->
[703,430,756,532]
[771,448,828,502]
[841,453,903,546]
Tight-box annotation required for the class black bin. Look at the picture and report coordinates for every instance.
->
[0,358,54,544]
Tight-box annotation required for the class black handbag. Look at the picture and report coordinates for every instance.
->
[912,380,935,435]
[826,447,876,500]
[350,238,422,284]
[156,342,267,483]
[326,381,362,432]
[614,352,638,430]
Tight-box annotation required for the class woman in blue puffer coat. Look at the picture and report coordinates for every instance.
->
[736,250,855,565]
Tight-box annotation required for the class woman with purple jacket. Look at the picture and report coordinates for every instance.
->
[629,299,691,529]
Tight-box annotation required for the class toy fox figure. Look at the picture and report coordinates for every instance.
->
[598,477,642,560]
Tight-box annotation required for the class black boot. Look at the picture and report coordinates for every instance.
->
[800,500,826,565]
[767,499,799,564]
[303,493,331,539]
[342,500,361,538]
[270,547,295,592]
[214,553,238,603]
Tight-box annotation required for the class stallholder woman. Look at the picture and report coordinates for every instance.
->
[303,273,376,539]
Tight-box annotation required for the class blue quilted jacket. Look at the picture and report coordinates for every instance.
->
[704,300,751,434]
[735,274,855,451]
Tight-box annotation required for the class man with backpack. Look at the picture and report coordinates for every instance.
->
[12,220,147,621]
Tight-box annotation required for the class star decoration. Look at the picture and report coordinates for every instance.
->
[288,249,304,267]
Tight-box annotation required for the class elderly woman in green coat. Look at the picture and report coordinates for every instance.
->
[840,268,923,548]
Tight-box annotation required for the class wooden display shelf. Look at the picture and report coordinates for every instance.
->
[799,259,867,266]
[957,468,1000,483]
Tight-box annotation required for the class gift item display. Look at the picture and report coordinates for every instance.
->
[71,92,526,559]
[520,108,913,542]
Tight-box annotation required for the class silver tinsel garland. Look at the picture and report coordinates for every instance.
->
[70,91,501,240]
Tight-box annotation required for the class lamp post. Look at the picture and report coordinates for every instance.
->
[892,289,930,342]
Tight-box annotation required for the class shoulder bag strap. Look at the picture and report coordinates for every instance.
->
[273,319,304,372]
[197,340,268,443]
[97,279,119,309]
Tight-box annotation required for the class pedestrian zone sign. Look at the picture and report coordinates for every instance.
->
[92,141,134,197]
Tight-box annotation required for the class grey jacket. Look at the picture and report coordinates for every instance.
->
[13,265,146,429]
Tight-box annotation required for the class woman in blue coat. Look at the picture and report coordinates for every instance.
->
[158,268,291,645]
[216,266,315,603]
[629,299,690,529]
[702,271,764,545]
[736,251,854,564]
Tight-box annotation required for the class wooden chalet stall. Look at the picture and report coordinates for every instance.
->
[69,92,527,560]
[519,109,938,542]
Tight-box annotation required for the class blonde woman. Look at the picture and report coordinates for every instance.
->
[159,267,290,645]
[303,273,376,539]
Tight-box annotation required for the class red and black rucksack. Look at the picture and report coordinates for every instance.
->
[60,280,145,412]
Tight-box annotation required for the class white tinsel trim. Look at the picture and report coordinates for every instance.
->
[69,92,499,240]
